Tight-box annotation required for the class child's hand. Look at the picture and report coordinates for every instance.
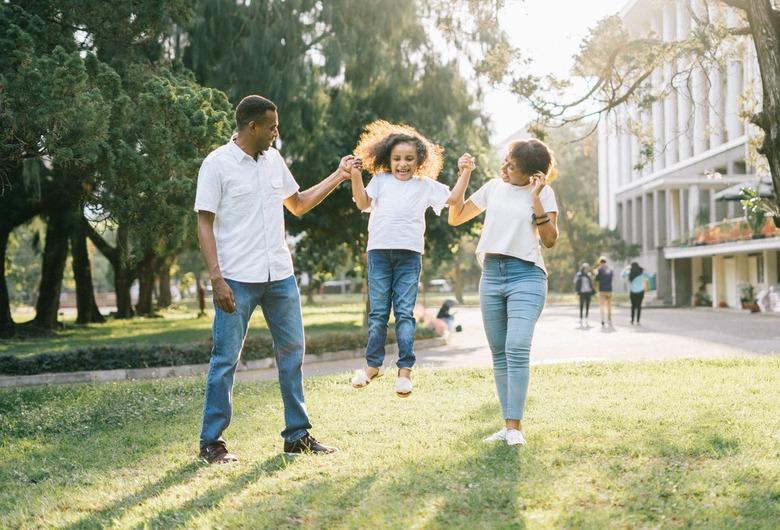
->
[338,155,357,180]
[458,153,476,175]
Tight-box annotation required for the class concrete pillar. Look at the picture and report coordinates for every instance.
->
[676,0,693,160]
[632,196,640,246]
[688,184,700,233]
[725,9,744,142]
[598,120,609,227]
[709,187,717,223]
[691,0,709,154]
[708,6,725,148]
[651,12,666,173]
[653,190,661,248]
[620,108,632,185]
[607,115,620,229]
[712,255,721,308]
[663,1,679,166]
[643,193,653,250]
[621,199,630,241]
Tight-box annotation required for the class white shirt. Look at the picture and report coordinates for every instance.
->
[194,139,299,282]
[363,172,451,253]
[469,178,558,274]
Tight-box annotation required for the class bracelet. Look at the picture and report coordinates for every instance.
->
[532,213,549,222]
[536,218,551,226]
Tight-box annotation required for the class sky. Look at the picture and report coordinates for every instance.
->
[484,0,630,145]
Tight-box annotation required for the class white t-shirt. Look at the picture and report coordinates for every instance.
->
[469,178,558,274]
[363,172,450,253]
[194,139,299,283]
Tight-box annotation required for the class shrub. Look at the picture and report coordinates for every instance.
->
[0,328,437,376]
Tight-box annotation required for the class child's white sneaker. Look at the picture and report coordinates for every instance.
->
[505,429,527,446]
[482,428,507,443]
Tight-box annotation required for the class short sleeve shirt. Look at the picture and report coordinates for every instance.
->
[469,178,558,274]
[363,172,451,253]
[194,139,299,282]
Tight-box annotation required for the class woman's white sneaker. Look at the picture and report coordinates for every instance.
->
[505,429,527,446]
[482,428,508,443]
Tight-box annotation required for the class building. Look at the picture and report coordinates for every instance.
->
[599,0,779,308]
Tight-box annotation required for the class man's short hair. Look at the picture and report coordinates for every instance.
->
[235,95,277,130]
[598,256,607,264]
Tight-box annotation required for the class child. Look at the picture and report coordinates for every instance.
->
[449,139,559,446]
[349,120,451,397]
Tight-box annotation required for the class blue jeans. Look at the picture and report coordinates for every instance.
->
[480,255,547,420]
[365,249,422,369]
[200,275,311,446]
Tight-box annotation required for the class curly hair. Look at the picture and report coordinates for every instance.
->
[354,120,444,180]
[507,138,558,183]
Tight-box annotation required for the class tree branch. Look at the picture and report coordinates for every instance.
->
[85,222,118,266]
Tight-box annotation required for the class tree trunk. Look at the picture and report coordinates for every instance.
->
[453,263,464,304]
[745,1,780,209]
[71,216,105,324]
[135,250,157,316]
[156,258,172,309]
[554,191,580,271]
[0,228,15,337]
[87,222,134,318]
[31,210,70,329]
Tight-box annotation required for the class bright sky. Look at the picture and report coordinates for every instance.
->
[485,0,629,144]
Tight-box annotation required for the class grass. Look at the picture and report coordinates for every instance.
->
[3,303,366,358]
[1,358,779,528]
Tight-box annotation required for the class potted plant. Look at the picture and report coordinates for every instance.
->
[693,275,712,307]
[739,282,756,310]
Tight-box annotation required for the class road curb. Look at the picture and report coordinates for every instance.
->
[0,337,448,389]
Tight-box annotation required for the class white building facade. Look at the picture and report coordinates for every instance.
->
[599,0,780,308]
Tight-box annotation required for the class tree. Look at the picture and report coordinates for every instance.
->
[505,1,780,212]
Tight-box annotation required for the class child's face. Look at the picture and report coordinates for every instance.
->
[390,142,419,180]
[501,155,530,186]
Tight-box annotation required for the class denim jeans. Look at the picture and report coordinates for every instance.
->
[480,255,547,420]
[365,249,422,369]
[200,275,311,446]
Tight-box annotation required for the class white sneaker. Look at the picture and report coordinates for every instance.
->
[482,428,507,443]
[505,429,527,446]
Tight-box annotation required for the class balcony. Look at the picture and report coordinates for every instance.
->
[693,217,778,246]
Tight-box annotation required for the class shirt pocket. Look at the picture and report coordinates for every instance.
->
[226,184,255,213]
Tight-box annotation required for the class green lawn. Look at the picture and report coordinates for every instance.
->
[3,303,366,358]
[1,359,779,528]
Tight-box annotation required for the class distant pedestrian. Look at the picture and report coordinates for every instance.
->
[573,263,594,325]
[622,262,649,325]
[594,256,614,327]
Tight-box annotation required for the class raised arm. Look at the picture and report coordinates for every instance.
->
[530,172,558,248]
[284,155,355,217]
[350,166,372,211]
[448,153,483,226]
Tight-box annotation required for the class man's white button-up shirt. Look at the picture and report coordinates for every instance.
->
[194,139,299,283]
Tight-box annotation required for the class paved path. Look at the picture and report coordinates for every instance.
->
[238,304,779,382]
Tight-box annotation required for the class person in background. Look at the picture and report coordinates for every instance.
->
[622,261,649,325]
[594,256,614,327]
[573,263,594,326]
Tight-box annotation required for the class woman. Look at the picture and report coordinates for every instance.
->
[622,262,649,325]
[448,139,558,446]
[573,263,594,325]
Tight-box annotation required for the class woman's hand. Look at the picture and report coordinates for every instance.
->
[530,171,547,196]
[457,153,476,176]
[338,155,359,181]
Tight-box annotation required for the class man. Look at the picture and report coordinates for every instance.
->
[194,95,355,463]
[594,255,614,327]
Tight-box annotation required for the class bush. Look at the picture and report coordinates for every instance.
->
[0,328,438,376]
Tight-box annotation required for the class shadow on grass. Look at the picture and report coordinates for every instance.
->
[151,403,554,528]
[134,453,295,529]
[63,461,204,530]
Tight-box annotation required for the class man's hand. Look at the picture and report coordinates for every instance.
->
[338,155,360,181]
[212,277,236,313]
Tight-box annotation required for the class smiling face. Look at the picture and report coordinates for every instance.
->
[500,154,531,186]
[390,142,419,180]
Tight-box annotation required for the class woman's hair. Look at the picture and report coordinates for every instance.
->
[580,262,590,273]
[629,262,644,282]
[354,120,444,180]
[507,138,558,183]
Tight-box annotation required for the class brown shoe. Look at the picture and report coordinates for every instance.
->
[199,441,239,464]
[283,433,337,455]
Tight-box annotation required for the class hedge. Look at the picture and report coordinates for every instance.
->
[0,328,437,376]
